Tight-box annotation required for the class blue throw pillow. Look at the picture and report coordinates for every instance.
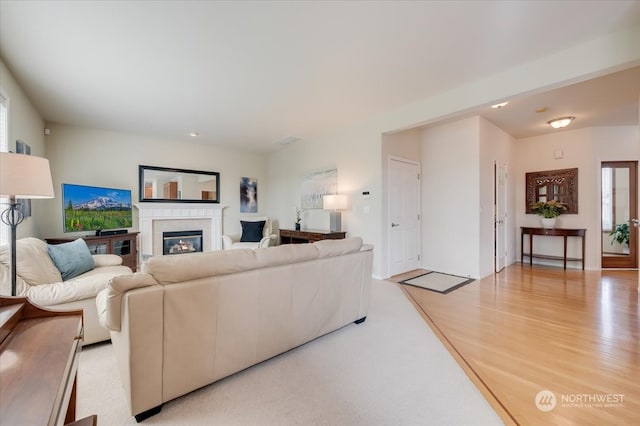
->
[240,220,265,243]
[47,238,96,280]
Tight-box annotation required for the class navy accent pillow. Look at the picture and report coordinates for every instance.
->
[240,220,265,243]
[47,238,95,280]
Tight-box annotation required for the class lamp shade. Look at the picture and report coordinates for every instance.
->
[0,152,54,198]
[323,194,347,211]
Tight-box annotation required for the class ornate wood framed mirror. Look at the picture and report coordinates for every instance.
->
[525,168,578,214]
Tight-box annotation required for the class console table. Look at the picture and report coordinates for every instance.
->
[279,228,346,244]
[521,227,586,270]
[0,297,84,425]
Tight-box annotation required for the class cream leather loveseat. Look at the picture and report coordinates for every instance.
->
[97,237,373,421]
[0,237,133,344]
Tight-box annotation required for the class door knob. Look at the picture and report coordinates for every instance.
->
[391,223,399,227]
[631,218,639,227]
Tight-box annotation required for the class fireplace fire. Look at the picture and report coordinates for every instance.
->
[163,230,203,255]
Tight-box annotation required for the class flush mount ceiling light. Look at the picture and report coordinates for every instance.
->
[491,101,509,109]
[188,131,199,137]
[547,116,575,129]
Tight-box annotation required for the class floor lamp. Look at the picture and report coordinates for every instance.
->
[0,152,54,296]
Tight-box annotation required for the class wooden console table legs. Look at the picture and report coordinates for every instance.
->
[521,227,586,270]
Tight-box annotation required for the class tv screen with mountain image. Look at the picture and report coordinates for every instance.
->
[62,183,133,233]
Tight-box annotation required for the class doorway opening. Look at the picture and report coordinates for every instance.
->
[601,161,638,269]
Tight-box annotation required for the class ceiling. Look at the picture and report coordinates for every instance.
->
[1,1,639,152]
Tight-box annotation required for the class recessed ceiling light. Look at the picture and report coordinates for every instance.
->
[547,116,575,129]
[188,132,199,137]
[491,101,509,109]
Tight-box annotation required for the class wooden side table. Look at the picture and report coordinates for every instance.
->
[279,229,346,244]
[0,297,85,425]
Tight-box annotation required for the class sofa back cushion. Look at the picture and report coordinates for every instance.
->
[142,249,259,284]
[313,237,363,258]
[253,243,318,268]
[142,243,320,284]
[0,237,62,286]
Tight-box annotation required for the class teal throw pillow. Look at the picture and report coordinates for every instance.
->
[47,238,96,280]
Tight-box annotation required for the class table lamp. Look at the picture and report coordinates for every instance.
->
[323,194,347,232]
[0,152,54,296]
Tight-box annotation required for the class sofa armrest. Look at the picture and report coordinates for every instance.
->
[222,234,241,250]
[0,262,29,296]
[96,272,159,331]
[93,254,123,267]
[258,234,276,248]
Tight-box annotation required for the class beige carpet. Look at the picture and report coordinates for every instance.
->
[77,279,501,425]
[400,272,475,294]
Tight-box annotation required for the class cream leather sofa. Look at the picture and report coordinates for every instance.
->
[97,237,373,421]
[0,237,133,344]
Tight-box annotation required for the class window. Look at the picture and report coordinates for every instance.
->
[601,167,613,232]
[0,92,8,245]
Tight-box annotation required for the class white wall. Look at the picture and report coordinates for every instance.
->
[42,124,268,239]
[267,25,639,278]
[267,124,382,261]
[0,59,47,240]
[4,24,639,277]
[421,117,480,278]
[479,117,516,276]
[513,126,639,269]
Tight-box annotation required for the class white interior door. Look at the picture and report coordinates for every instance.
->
[389,158,420,276]
[495,162,507,272]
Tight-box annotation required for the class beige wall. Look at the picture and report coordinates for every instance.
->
[41,124,268,239]
[0,59,47,240]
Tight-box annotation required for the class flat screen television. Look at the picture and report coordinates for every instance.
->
[62,183,133,233]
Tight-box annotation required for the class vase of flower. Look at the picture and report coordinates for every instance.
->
[530,200,566,229]
[295,207,302,230]
[541,217,556,228]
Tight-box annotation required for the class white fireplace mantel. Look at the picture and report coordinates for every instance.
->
[135,203,225,263]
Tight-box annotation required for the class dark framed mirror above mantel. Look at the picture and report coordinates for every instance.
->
[525,168,578,214]
[138,165,220,203]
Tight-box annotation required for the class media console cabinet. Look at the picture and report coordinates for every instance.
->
[279,228,346,244]
[46,232,139,271]
[520,227,586,270]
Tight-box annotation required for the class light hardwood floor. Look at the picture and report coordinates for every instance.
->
[392,264,639,425]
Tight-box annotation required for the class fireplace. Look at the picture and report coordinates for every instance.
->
[135,203,223,264]
[163,230,203,255]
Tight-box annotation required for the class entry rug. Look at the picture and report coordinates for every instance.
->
[400,272,475,294]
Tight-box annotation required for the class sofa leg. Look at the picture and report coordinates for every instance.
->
[354,316,366,324]
[135,405,162,422]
